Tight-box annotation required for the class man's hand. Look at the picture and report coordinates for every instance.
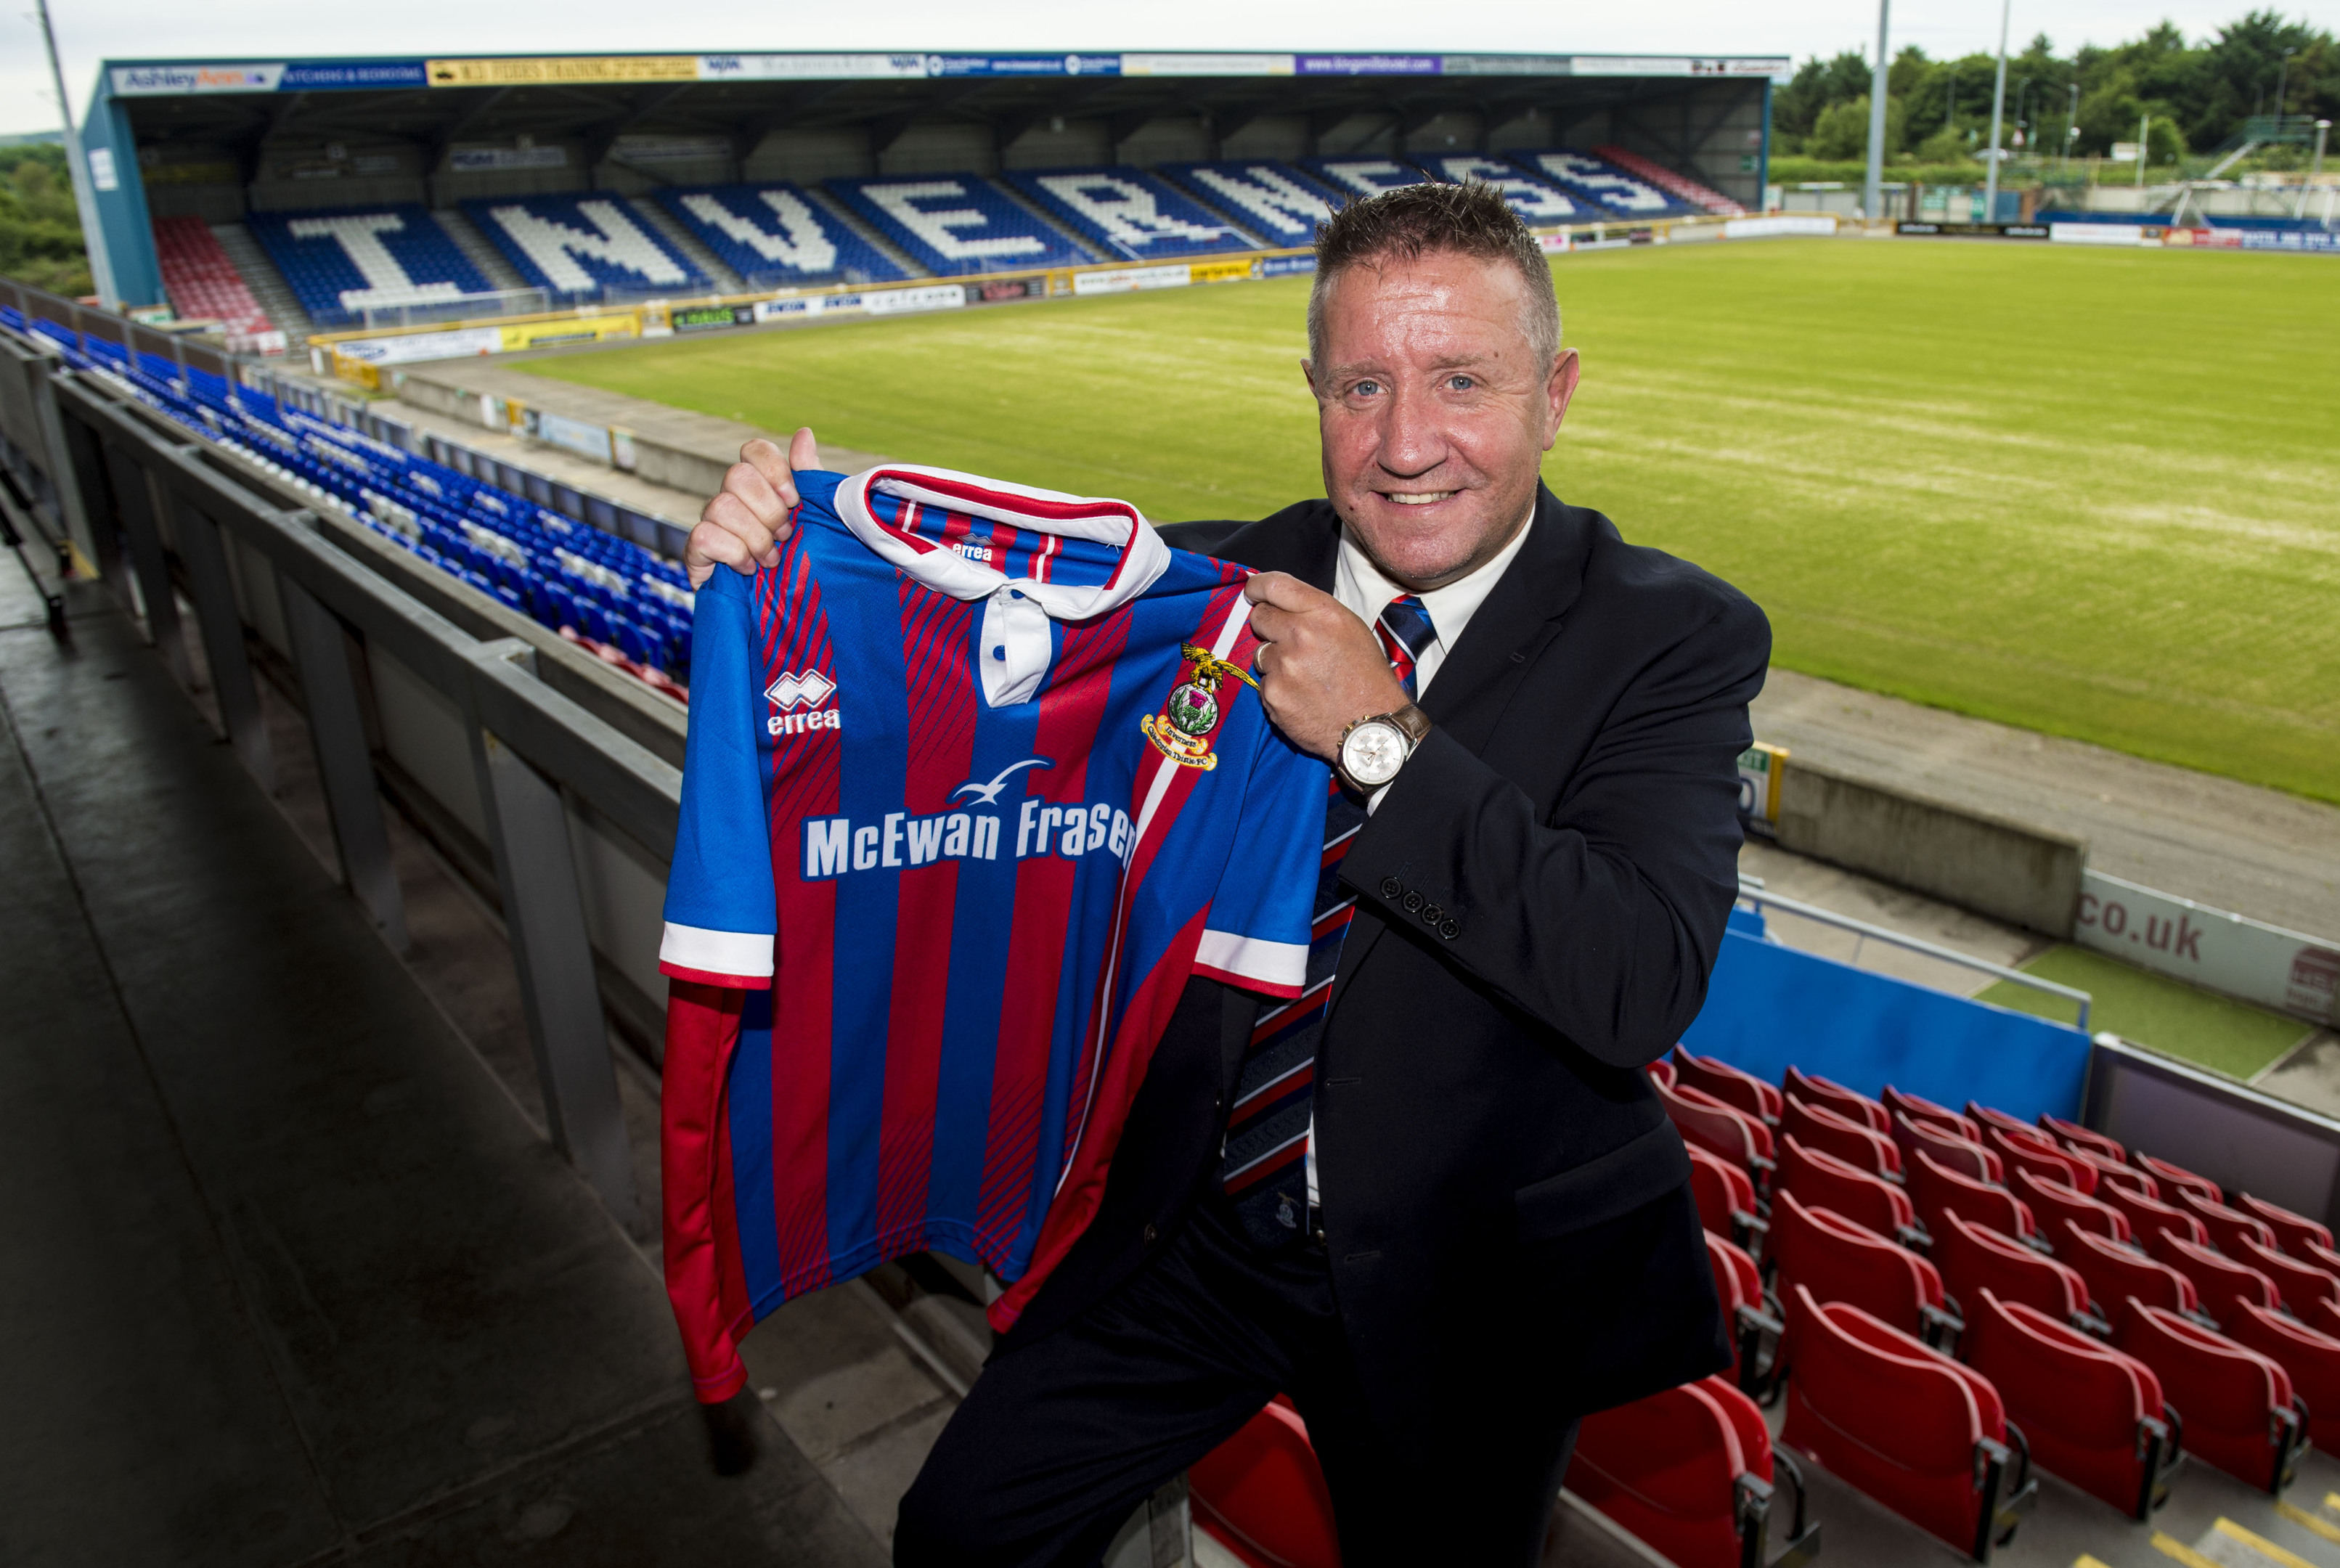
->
[685,428,820,589]
[1244,572,1409,761]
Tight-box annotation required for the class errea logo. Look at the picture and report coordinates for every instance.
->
[765,668,840,738]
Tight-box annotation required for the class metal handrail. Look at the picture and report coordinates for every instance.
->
[1737,878,2092,1032]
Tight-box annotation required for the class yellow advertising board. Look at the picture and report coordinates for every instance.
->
[426,56,701,87]
[1189,259,1260,285]
[497,314,642,352]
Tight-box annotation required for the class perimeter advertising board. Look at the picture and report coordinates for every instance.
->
[2076,870,2339,1026]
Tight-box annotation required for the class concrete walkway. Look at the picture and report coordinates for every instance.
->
[0,561,881,1564]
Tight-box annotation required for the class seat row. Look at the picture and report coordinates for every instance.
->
[151,217,277,341]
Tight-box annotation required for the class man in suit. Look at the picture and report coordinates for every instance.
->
[684,181,1769,1564]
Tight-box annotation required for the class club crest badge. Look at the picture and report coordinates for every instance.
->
[1142,644,1260,770]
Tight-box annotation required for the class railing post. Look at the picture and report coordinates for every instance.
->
[280,574,408,952]
[168,487,274,793]
[465,645,636,1225]
[99,439,195,688]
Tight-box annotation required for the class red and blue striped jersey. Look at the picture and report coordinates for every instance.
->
[659,465,1324,1400]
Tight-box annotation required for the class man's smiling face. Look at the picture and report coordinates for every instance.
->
[1305,249,1579,592]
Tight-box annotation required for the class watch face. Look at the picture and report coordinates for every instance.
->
[1341,719,1408,787]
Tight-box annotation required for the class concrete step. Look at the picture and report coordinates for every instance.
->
[211,222,315,346]
[800,185,931,282]
[625,197,746,295]
[431,207,529,295]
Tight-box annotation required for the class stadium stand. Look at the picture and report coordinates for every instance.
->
[2227,1303,2340,1453]
[1187,1400,1340,1568]
[2150,1230,2280,1325]
[1777,1133,1928,1250]
[1591,144,1748,215]
[1671,1046,1782,1126]
[243,205,494,327]
[1158,161,1339,248]
[1003,168,1258,258]
[2100,1177,2209,1249]
[1963,1291,2178,1521]
[1883,1085,1979,1140]
[1573,1375,1816,1568]
[2010,1162,2132,1242]
[1895,1110,2002,1183]
[827,174,1090,274]
[2236,1191,2333,1257]
[1932,1209,2102,1333]
[2177,1186,2272,1256]
[2113,1302,2304,1493]
[1780,1093,1901,1179]
[462,195,709,302]
[2042,1115,2127,1164]
[1511,150,1702,218]
[1300,157,1429,200]
[1413,154,1589,224]
[2062,1220,2203,1319]
[1907,1148,2044,1251]
[1785,1067,1888,1130]
[2140,1153,2222,1203]
[1770,1188,1959,1347]
[655,184,908,288]
[150,216,279,348]
[1982,1123,2093,1192]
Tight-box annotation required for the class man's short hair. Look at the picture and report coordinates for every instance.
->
[1305,180,1561,380]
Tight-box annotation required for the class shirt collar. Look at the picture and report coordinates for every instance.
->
[835,463,1170,619]
[1334,502,1536,653]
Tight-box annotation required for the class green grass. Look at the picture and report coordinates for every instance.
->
[1981,945,2312,1079]
[514,240,2340,802]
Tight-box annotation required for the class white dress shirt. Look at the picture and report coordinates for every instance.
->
[1303,506,1536,1206]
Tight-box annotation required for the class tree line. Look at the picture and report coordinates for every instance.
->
[1774,8,2336,166]
[1,142,92,298]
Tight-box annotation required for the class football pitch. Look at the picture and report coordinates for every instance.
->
[514,239,2340,804]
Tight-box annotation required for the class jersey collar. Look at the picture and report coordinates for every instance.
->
[835,464,1170,620]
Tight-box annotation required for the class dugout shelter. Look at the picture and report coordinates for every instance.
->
[78,49,1785,318]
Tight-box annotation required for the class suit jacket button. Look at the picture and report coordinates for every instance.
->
[1401,891,1424,913]
[1440,918,1459,940]
[1421,903,1443,925]
[1379,876,1402,899]
[1143,1222,1158,1246]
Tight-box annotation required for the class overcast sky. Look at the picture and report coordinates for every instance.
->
[8,0,2335,139]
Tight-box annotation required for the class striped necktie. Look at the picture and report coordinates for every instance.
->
[1220,595,1436,1247]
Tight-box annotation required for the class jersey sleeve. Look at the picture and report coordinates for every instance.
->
[1192,724,1324,997]
[659,566,776,988]
[661,980,753,1402]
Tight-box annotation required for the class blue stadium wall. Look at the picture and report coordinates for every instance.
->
[80,51,1781,311]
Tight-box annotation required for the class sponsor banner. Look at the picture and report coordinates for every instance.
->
[2232,228,2340,253]
[610,135,733,165]
[2076,869,2339,1026]
[670,303,757,332]
[924,54,1124,77]
[2050,221,2161,246]
[333,325,503,365]
[1727,214,1838,239]
[499,314,638,351]
[967,276,1048,303]
[1537,233,1573,253]
[2165,227,2240,249]
[1572,56,1793,78]
[448,146,568,171]
[754,294,862,321]
[1894,221,2050,239]
[426,55,699,87]
[86,148,118,191]
[698,54,928,81]
[1259,254,1318,277]
[1073,264,1192,296]
[1736,743,1787,836]
[280,60,430,91]
[1121,54,1289,76]
[1297,54,1440,75]
[862,284,969,315]
[523,407,614,464]
[1189,259,1259,284]
[112,62,285,95]
[1443,54,1577,75]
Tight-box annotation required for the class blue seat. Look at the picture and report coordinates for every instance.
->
[828,173,1092,274]
[1002,167,1259,259]
[1157,162,1341,247]
[246,205,494,325]
[657,184,907,287]
[1298,157,1430,201]
[462,195,709,303]
[1414,155,1586,224]
[1509,151,1699,218]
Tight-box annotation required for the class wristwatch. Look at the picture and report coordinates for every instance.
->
[1335,703,1432,793]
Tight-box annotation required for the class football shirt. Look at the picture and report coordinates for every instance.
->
[659,464,1325,1400]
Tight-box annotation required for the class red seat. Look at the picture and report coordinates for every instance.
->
[1574,1375,1817,1568]
[1885,1085,1982,1143]
[2070,1148,2156,1199]
[2236,1233,2340,1317]
[1934,1209,2099,1332]
[1968,1101,2040,1141]
[2040,1116,2125,1164]
[2113,1301,2304,1494]
[1778,1134,1925,1249]
[1707,1228,1780,1388]
[1782,1094,1901,1180]
[1785,1067,1888,1132]
[1985,1125,2095,1194]
[1660,1079,1774,1195]
[1687,1143,1765,1255]
[1189,1401,1340,1568]
[2098,1180,2206,1251]
[2173,1188,2272,1259]
[1672,1047,1782,1124]
[1909,1148,2040,1249]
[2234,1192,2334,1259]
[1963,1290,2177,1521]
[1647,1058,1676,1090]
[2060,1221,2200,1320]
[2010,1165,2129,1244]
[2227,1301,2340,1455]
[1896,1111,2004,1184]
[2136,1153,2219,1204]
[2298,1234,2340,1281]
[2149,1230,2280,1326]
[1772,1190,1956,1347]
[1778,1284,2036,1558]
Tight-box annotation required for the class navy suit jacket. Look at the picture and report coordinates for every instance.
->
[998,482,1770,1440]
